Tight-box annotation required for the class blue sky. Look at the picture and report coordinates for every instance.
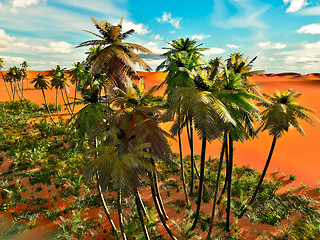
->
[0,0,320,73]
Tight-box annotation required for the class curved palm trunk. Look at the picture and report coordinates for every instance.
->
[96,176,119,238]
[72,80,78,114]
[117,189,127,240]
[55,88,60,118]
[41,88,56,124]
[186,119,195,195]
[148,173,178,240]
[226,133,233,232]
[60,88,73,116]
[17,79,25,99]
[64,88,74,116]
[4,80,12,101]
[217,134,229,205]
[239,136,277,218]
[206,133,227,239]
[10,82,15,101]
[190,137,207,230]
[178,126,190,206]
[151,161,169,220]
[13,81,23,100]
[135,190,150,240]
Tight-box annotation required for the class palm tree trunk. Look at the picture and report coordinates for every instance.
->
[206,132,227,239]
[96,175,119,238]
[239,136,277,218]
[10,82,15,101]
[72,80,78,114]
[4,80,12,101]
[135,190,150,240]
[217,134,229,205]
[136,189,148,220]
[16,80,25,100]
[56,88,60,118]
[60,89,73,116]
[186,119,195,195]
[117,189,127,240]
[13,81,23,100]
[41,88,56,124]
[64,88,74,115]
[151,158,169,220]
[148,172,178,240]
[190,137,207,230]
[226,133,233,232]
[178,125,190,206]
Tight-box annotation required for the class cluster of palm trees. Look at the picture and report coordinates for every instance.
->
[1,16,318,239]
[0,60,30,101]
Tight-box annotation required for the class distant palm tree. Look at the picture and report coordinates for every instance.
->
[77,17,152,90]
[31,73,56,124]
[240,89,318,216]
[0,58,12,101]
[20,61,30,90]
[50,65,72,117]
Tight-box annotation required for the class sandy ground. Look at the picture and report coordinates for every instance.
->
[0,70,319,188]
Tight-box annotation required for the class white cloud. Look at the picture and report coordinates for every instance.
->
[192,34,211,40]
[297,23,320,34]
[12,42,29,49]
[157,12,182,29]
[298,6,320,15]
[0,55,25,64]
[143,58,165,70]
[169,30,175,34]
[269,58,275,61]
[285,56,320,64]
[203,47,225,56]
[34,41,73,53]
[152,34,163,41]
[0,29,15,48]
[12,0,42,8]
[283,0,307,13]
[122,20,149,35]
[142,42,165,55]
[226,44,239,49]
[305,41,320,49]
[257,41,287,49]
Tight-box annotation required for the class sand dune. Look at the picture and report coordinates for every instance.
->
[0,71,319,187]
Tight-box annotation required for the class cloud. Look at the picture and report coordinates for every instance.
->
[226,44,239,49]
[285,56,320,64]
[12,42,30,49]
[283,0,307,13]
[157,12,182,29]
[192,34,211,40]
[298,6,320,15]
[297,23,320,34]
[141,41,165,55]
[152,34,164,41]
[12,0,42,8]
[34,41,73,53]
[0,29,15,48]
[203,47,225,56]
[305,41,320,49]
[257,41,287,49]
[122,20,149,35]
[0,55,25,64]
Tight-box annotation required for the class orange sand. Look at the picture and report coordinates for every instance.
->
[1,71,319,187]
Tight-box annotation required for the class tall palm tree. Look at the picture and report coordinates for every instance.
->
[31,73,56,124]
[50,65,73,117]
[77,17,152,90]
[239,90,318,217]
[0,58,12,101]
[20,61,30,90]
[157,38,205,198]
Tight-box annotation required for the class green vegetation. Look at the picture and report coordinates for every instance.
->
[1,17,319,239]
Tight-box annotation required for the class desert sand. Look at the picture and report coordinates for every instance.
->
[0,70,319,188]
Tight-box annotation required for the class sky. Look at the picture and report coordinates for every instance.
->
[0,0,320,74]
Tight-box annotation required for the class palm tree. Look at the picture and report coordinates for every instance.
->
[239,89,318,217]
[77,17,152,90]
[20,61,30,90]
[0,58,12,101]
[31,73,56,124]
[157,38,205,198]
[50,65,73,117]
